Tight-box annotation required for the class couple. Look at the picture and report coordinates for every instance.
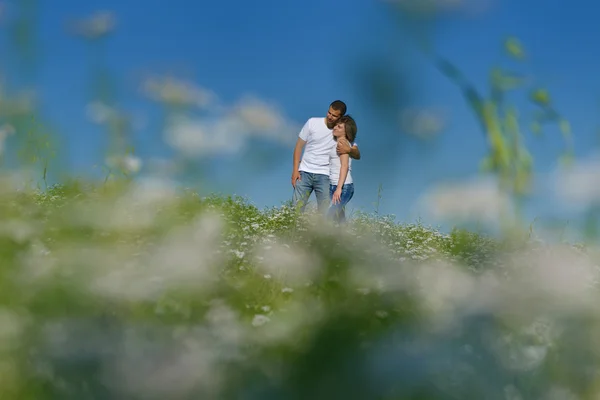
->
[291,100,360,223]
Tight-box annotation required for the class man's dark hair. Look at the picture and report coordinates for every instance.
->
[330,100,347,116]
[339,115,357,143]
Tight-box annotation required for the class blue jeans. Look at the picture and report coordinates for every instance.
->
[327,183,354,223]
[292,171,330,213]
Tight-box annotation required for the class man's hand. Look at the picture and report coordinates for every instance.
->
[291,170,301,188]
[336,138,351,155]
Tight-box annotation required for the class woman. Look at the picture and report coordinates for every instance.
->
[327,115,357,223]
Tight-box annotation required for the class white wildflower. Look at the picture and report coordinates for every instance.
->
[0,219,37,243]
[252,314,270,327]
[106,154,142,174]
[89,212,224,301]
[231,250,245,259]
[253,238,321,285]
[419,177,512,225]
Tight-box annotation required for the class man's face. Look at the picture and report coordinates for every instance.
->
[326,107,342,129]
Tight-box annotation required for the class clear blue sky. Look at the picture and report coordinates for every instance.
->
[2,0,599,234]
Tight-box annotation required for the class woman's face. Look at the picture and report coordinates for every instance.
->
[333,122,346,138]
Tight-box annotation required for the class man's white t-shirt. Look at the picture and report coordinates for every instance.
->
[298,117,335,176]
[329,142,353,186]
[298,117,358,177]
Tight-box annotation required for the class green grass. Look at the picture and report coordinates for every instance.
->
[0,178,597,399]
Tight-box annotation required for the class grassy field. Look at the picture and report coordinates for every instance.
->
[0,176,598,399]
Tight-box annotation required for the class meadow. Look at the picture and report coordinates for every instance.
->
[0,177,596,399]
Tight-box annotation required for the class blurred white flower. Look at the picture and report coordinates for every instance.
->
[90,212,224,301]
[253,238,321,286]
[164,115,244,157]
[506,246,599,311]
[0,169,38,195]
[553,154,600,208]
[18,240,56,285]
[0,309,26,351]
[504,384,523,400]
[489,332,548,372]
[414,259,475,327]
[231,96,297,144]
[400,107,446,138]
[68,11,116,39]
[105,154,142,174]
[0,219,37,243]
[205,300,245,346]
[86,102,115,124]
[250,299,324,346]
[70,177,177,232]
[162,94,297,157]
[103,326,227,398]
[143,76,215,109]
[251,314,270,327]
[418,177,511,225]
[122,155,142,174]
[235,96,283,131]
[543,386,577,400]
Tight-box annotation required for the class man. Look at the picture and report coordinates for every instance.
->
[291,100,361,213]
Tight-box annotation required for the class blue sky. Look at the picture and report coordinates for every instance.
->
[2,0,599,235]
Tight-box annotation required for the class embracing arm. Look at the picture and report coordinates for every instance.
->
[349,144,360,160]
[337,139,361,160]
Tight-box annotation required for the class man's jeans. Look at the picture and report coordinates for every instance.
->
[327,183,354,223]
[292,171,330,213]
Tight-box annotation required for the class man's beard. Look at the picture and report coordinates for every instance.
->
[326,120,336,129]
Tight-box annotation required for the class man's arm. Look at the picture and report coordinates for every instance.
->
[291,137,306,187]
[337,139,361,160]
[349,144,361,160]
[292,137,306,172]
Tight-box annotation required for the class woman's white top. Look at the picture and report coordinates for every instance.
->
[329,140,354,186]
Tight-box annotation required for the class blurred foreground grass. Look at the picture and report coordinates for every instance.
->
[0,177,598,399]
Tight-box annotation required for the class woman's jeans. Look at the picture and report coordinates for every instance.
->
[327,183,354,223]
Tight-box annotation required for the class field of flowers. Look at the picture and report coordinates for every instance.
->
[0,176,596,399]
